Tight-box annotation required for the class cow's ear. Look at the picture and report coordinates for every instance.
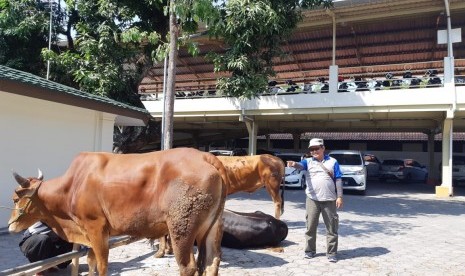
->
[15,187,36,198]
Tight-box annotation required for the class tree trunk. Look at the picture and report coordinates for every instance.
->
[163,0,178,151]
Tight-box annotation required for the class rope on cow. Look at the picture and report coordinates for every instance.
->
[0,205,21,210]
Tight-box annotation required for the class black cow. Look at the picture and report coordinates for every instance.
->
[221,209,288,249]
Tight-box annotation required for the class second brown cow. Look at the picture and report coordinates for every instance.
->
[155,154,285,258]
[217,154,285,218]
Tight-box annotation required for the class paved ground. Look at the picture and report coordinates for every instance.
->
[1,181,465,276]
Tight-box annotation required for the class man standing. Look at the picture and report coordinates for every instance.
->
[287,138,343,263]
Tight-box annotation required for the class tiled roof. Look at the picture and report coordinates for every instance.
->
[0,65,149,115]
[258,132,465,141]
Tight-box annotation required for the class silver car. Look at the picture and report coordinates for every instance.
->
[379,159,428,183]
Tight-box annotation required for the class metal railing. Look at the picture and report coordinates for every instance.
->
[0,236,142,276]
[139,61,465,101]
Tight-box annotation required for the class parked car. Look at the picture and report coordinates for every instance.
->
[379,159,428,183]
[275,153,307,189]
[328,150,367,195]
[363,153,382,177]
[439,155,465,186]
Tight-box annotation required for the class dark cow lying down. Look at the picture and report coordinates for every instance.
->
[221,209,288,249]
[159,209,288,253]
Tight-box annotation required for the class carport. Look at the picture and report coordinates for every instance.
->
[139,0,465,197]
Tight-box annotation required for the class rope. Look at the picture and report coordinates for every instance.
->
[0,206,19,211]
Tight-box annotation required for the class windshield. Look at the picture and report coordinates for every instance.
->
[330,153,363,165]
[382,160,404,166]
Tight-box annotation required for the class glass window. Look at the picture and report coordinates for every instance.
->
[330,154,363,165]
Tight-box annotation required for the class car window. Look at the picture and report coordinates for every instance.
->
[454,156,465,165]
[382,160,404,166]
[364,155,373,162]
[330,153,363,165]
[364,154,380,164]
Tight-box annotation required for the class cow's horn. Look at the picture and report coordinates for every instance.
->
[37,169,43,180]
[12,171,29,187]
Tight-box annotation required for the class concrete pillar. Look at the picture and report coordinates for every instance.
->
[292,132,301,151]
[191,132,199,149]
[329,65,339,93]
[444,56,455,84]
[437,118,454,197]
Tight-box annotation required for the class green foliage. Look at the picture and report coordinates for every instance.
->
[207,0,297,98]
[44,0,169,106]
[0,0,53,74]
[2,0,333,102]
[207,0,332,99]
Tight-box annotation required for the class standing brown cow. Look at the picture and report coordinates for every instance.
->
[155,154,285,258]
[217,154,285,218]
[7,148,227,276]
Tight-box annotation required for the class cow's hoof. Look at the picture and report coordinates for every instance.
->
[268,246,284,253]
[154,251,165,258]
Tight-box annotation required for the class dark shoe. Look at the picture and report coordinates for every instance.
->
[304,251,315,259]
[327,255,338,263]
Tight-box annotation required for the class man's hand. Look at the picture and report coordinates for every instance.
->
[336,197,343,209]
[287,161,295,167]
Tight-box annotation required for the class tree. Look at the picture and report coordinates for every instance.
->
[0,0,65,75]
[162,0,332,148]
[208,0,332,99]
[2,0,332,152]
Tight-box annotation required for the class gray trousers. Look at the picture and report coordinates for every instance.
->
[304,197,339,256]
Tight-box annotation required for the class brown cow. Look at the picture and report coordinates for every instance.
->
[155,154,285,258]
[217,154,285,218]
[7,148,227,276]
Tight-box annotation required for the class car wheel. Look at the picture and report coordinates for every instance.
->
[300,175,306,189]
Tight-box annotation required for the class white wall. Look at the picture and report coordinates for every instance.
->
[0,92,116,228]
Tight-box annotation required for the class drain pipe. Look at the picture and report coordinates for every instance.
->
[443,0,455,196]
[325,9,336,66]
[444,0,453,58]
[326,9,338,93]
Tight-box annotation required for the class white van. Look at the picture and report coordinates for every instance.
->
[328,150,367,195]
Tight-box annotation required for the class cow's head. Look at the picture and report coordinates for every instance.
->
[8,170,44,232]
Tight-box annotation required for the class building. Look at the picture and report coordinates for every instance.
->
[140,0,465,197]
[0,65,150,227]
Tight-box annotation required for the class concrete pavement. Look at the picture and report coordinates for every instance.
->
[1,181,465,275]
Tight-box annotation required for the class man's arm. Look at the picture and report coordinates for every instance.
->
[287,160,305,170]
